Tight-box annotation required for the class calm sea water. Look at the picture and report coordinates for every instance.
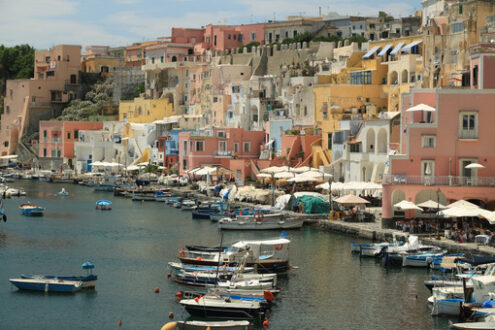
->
[0,180,455,329]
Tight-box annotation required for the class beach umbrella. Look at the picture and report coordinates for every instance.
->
[334,194,370,205]
[260,166,290,174]
[417,200,446,210]
[440,206,483,218]
[126,165,140,171]
[478,210,495,224]
[394,200,423,211]
[465,163,485,169]
[291,166,318,173]
[446,200,480,209]
[405,103,436,112]
[257,173,272,178]
[274,171,295,179]
[315,182,330,190]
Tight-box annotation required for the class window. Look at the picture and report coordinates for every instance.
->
[422,135,436,148]
[243,142,250,152]
[161,56,164,63]
[195,140,204,151]
[238,34,243,42]
[234,142,239,153]
[268,33,272,42]
[304,106,308,116]
[43,148,47,157]
[67,132,71,139]
[214,35,217,46]
[43,130,47,138]
[232,86,240,93]
[218,141,227,152]
[151,57,155,64]
[5,106,9,114]
[323,110,327,119]
[328,133,332,150]
[183,159,187,170]
[293,30,297,37]
[213,97,218,103]
[228,34,231,40]
[351,71,372,85]
[51,150,57,157]
[452,22,463,34]
[217,131,225,138]
[459,112,478,139]
[45,56,50,63]
[183,140,187,154]
[251,33,256,41]
[74,130,79,139]
[46,71,54,77]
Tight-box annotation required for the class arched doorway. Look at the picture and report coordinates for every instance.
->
[366,128,375,153]
[391,189,406,218]
[377,128,387,154]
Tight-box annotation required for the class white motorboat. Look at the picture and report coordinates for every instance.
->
[161,320,251,330]
[449,321,495,330]
[218,217,303,230]
[180,295,264,319]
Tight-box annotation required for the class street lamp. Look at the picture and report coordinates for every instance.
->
[436,188,441,240]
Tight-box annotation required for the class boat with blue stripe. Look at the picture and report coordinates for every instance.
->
[19,262,97,289]
[9,277,83,292]
[19,203,44,216]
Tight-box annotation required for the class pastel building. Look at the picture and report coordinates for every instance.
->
[382,88,495,223]
[204,23,266,51]
[39,121,103,167]
[178,128,265,180]
[1,45,82,156]
[119,97,175,123]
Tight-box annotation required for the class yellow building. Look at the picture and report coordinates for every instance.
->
[81,55,124,76]
[119,97,174,123]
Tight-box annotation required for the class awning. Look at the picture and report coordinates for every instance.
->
[377,44,393,56]
[264,140,274,147]
[363,46,380,59]
[401,40,422,53]
[390,42,405,55]
[347,140,361,145]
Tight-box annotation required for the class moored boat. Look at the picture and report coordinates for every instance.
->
[19,203,44,216]
[218,218,304,230]
[179,295,265,320]
[161,320,251,330]
[449,321,495,330]
[96,200,112,210]
[9,277,83,293]
[20,261,97,288]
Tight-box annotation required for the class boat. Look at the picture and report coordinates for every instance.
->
[218,217,304,230]
[132,192,156,201]
[9,277,83,292]
[168,262,254,273]
[179,295,265,320]
[430,297,464,316]
[352,241,404,257]
[382,236,445,266]
[93,184,114,192]
[402,251,447,267]
[57,188,69,196]
[173,270,276,287]
[179,237,291,273]
[449,321,495,330]
[208,288,280,299]
[6,187,26,197]
[19,203,44,216]
[180,200,197,211]
[20,262,97,288]
[96,200,112,210]
[192,207,222,219]
[161,320,251,330]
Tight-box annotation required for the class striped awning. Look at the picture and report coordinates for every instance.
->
[377,44,393,56]
[390,42,405,55]
[363,46,380,59]
[401,40,422,52]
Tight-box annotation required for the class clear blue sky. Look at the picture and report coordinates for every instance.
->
[0,0,422,49]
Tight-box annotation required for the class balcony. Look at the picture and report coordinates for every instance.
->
[215,150,233,157]
[458,129,478,140]
[383,174,495,187]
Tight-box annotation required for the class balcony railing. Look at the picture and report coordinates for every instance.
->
[215,150,233,157]
[383,174,495,187]
[458,129,478,140]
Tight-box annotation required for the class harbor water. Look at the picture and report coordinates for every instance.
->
[0,180,455,329]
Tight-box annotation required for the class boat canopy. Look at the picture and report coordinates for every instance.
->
[82,262,95,269]
[231,238,290,249]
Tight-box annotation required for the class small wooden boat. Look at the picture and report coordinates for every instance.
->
[449,321,495,330]
[9,277,83,292]
[20,261,97,289]
[96,200,112,210]
[180,295,264,319]
[218,218,303,230]
[161,320,251,330]
[19,203,44,216]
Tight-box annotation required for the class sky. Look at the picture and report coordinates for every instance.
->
[0,0,422,49]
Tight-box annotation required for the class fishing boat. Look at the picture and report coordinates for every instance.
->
[9,277,83,293]
[7,187,26,196]
[192,207,222,219]
[382,236,444,266]
[161,320,251,330]
[173,270,277,287]
[208,288,280,299]
[179,237,291,273]
[430,297,464,316]
[449,321,495,330]
[93,184,114,192]
[168,262,254,274]
[19,203,44,216]
[218,217,304,230]
[20,262,97,288]
[402,250,448,267]
[179,295,265,320]
[351,240,404,257]
[132,192,156,201]
[180,200,197,211]
[96,200,112,210]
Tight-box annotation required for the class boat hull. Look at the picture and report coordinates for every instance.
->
[181,302,262,320]
[430,297,463,316]
[218,219,303,230]
[9,278,83,292]
[178,257,289,273]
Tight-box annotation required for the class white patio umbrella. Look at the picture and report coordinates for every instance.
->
[440,206,483,218]
[257,173,272,178]
[195,166,216,176]
[287,176,319,183]
[274,171,295,179]
[405,103,436,112]
[417,200,446,209]
[478,210,495,224]
[315,182,330,190]
[394,200,423,211]
[446,200,480,209]
[261,166,290,174]
[465,163,485,169]
[291,166,318,173]
[126,165,140,171]
[334,194,370,205]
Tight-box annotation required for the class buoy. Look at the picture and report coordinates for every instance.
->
[195,257,202,261]
[167,272,171,277]
[118,320,122,326]
[264,290,274,302]
[194,297,199,303]
[154,287,160,293]
[175,291,182,297]
[263,320,269,328]
[168,312,174,319]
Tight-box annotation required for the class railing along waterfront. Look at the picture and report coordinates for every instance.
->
[383,174,495,187]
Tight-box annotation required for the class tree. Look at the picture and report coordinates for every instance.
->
[58,77,113,121]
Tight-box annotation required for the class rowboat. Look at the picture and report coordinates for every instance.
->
[9,277,83,293]
[161,320,251,330]
[19,203,44,216]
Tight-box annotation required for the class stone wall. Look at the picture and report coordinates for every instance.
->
[112,66,145,104]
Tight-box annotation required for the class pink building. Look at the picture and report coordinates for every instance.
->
[203,23,266,51]
[39,121,103,167]
[178,128,265,179]
[382,87,495,223]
